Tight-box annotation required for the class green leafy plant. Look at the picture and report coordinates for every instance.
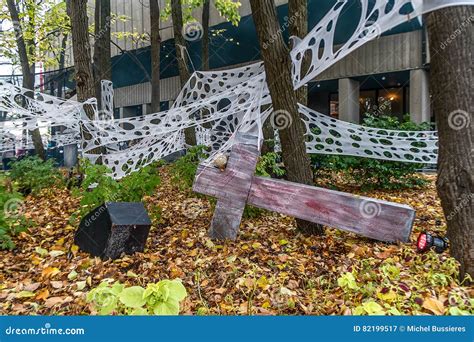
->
[74,159,161,217]
[353,300,386,315]
[311,114,431,190]
[87,279,187,315]
[337,272,359,291]
[256,152,285,178]
[8,156,63,195]
[0,183,29,250]
[169,145,208,190]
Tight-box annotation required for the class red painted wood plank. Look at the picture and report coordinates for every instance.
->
[194,166,415,242]
[248,177,414,242]
[194,133,260,239]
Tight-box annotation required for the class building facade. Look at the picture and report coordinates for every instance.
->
[45,0,432,125]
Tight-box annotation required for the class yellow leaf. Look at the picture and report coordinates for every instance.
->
[256,276,269,289]
[36,289,50,301]
[377,290,397,302]
[422,297,445,315]
[41,267,60,278]
[17,291,35,299]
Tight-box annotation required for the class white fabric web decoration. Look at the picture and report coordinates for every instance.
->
[291,0,474,89]
[0,80,88,153]
[300,104,438,163]
[2,0,472,177]
[81,63,269,178]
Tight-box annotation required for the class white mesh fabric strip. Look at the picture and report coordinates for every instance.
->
[3,1,473,174]
[0,80,87,152]
[100,80,114,120]
[291,0,474,89]
[300,104,438,163]
[82,64,269,178]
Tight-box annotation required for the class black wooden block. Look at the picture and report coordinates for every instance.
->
[74,202,152,259]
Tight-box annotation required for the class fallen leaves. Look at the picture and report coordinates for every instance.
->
[0,171,472,316]
[42,267,60,279]
[423,297,445,315]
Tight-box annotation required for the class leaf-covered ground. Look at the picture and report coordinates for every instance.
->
[0,169,472,315]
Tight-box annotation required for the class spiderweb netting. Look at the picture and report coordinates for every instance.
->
[291,0,474,88]
[1,0,472,177]
[0,80,88,153]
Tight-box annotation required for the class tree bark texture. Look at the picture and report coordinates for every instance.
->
[250,0,323,235]
[69,0,96,110]
[93,0,112,109]
[149,0,161,113]
[171,0,196,145]
[427,6,474,280]
[69,0,100,158]
[288,0,308,106]
[202,0,210,71]
[6,0,45,160]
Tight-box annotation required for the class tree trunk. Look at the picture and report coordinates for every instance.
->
[427,6,474,281]
[69,0,96,110]
[288,0,307,106]
[250,0,323,235]
[149,0,161,114]
[171,0,196,145]
[288,0,323,235]
[57,33,68,98]
[93,0,112,109]
[6,0,46,160]
[69,0,100,159]
[201,0,210,71]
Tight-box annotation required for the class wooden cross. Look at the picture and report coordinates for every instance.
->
[193,133,415,242]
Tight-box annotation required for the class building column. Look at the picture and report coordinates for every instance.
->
[338,78,360,123]
[409,69,431,124]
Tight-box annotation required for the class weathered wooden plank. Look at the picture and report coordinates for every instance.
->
[248,177,414,242]
[194,133,260,239]
[194,166,414,242]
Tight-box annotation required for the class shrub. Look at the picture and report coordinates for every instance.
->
[0,182,29,250]
[311,114,432,190]
[169,145,208,190]
[74,159,161,217]
[256,152,285,178]
[87,279,187,315]
[8,156,63,195]
[243,152,287,218]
